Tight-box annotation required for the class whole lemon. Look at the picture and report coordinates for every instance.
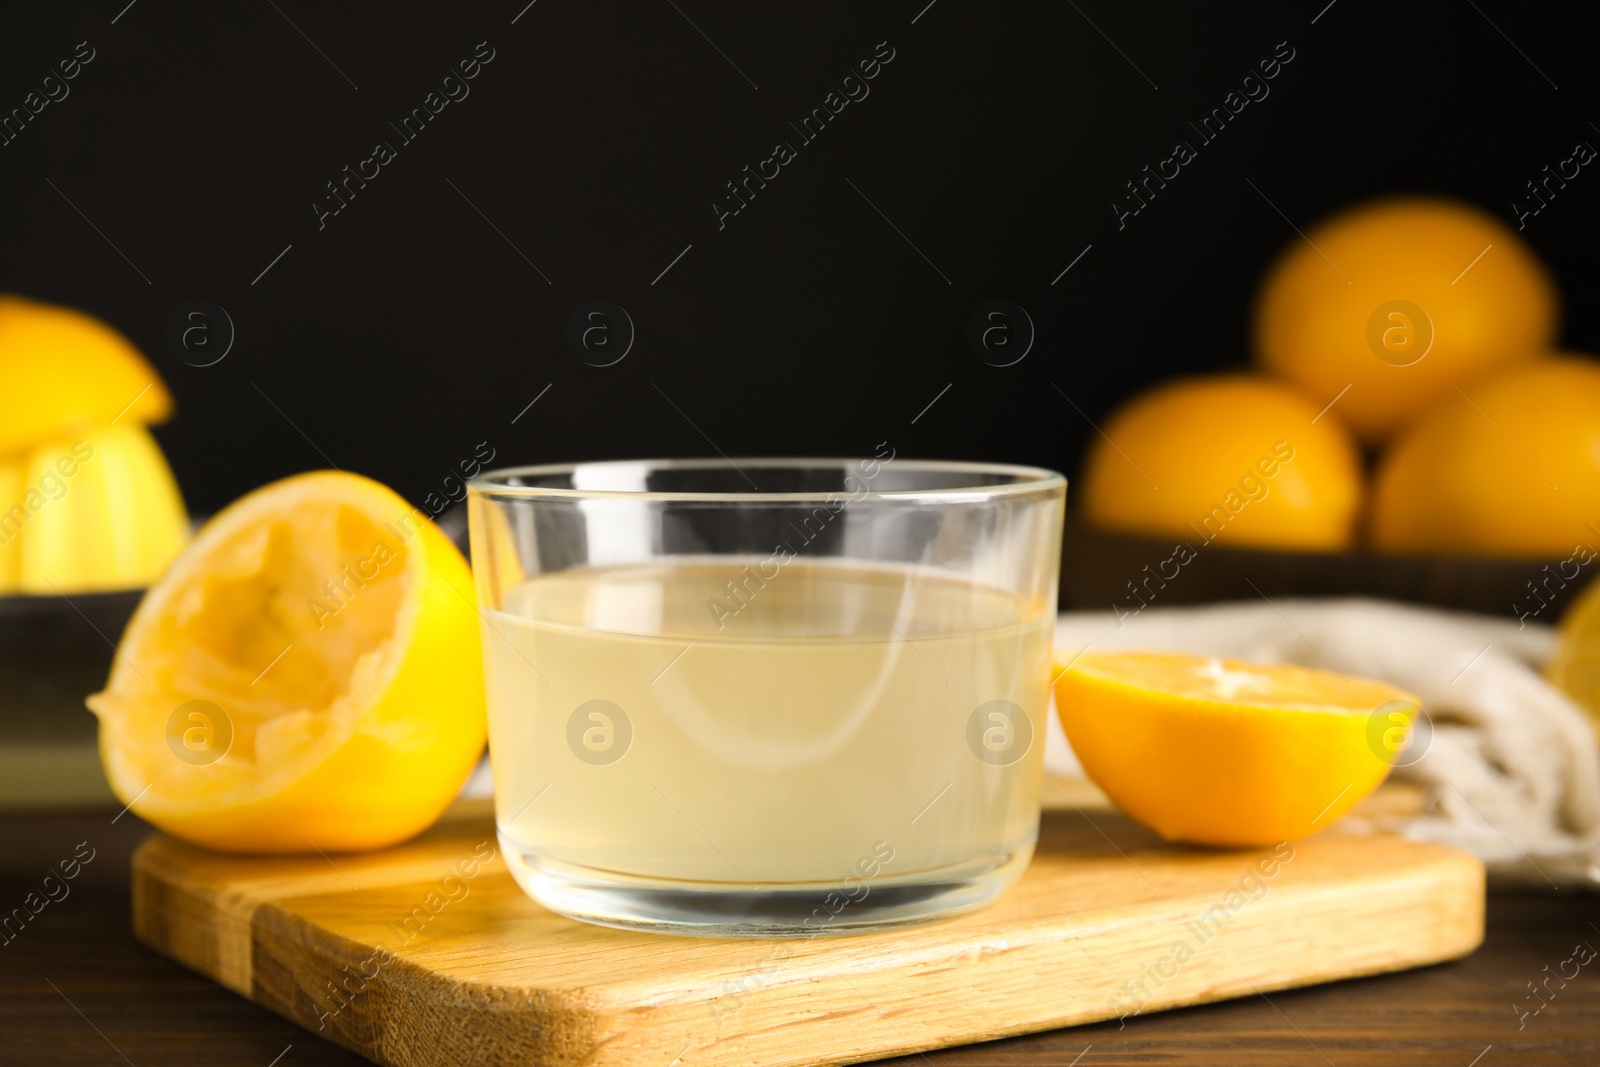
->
[1253,197,1558,443]
[1079,375,1363,551]
[1369,356,1600,557]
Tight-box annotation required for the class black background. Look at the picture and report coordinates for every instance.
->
[2,0,1596,517]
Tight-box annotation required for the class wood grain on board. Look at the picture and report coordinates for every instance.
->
[131,784,1484,1067]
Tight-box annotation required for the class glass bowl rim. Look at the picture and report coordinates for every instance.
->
[468,457,1066,503]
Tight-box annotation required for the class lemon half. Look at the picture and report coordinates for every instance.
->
[88,471,486,852]
[0,294,172,453]
[1055,650,1417,846]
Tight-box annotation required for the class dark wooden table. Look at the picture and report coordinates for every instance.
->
[4,810,1597,1066]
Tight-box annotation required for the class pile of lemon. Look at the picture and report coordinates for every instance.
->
[1080,196,1598,559]
[0,296,189,593]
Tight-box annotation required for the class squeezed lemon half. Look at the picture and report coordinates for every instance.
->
[88,471,486,853]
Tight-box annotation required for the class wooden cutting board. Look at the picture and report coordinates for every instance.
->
[132,789,1484,1067]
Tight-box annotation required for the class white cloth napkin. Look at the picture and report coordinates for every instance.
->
[1046,598,1600,889]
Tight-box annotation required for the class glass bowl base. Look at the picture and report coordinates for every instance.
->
[500,834,1036,938]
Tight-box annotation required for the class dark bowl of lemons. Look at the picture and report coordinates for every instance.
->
[1062,195,1599,621]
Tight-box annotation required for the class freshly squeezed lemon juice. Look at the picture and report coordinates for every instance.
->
[484,557,1052,932]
